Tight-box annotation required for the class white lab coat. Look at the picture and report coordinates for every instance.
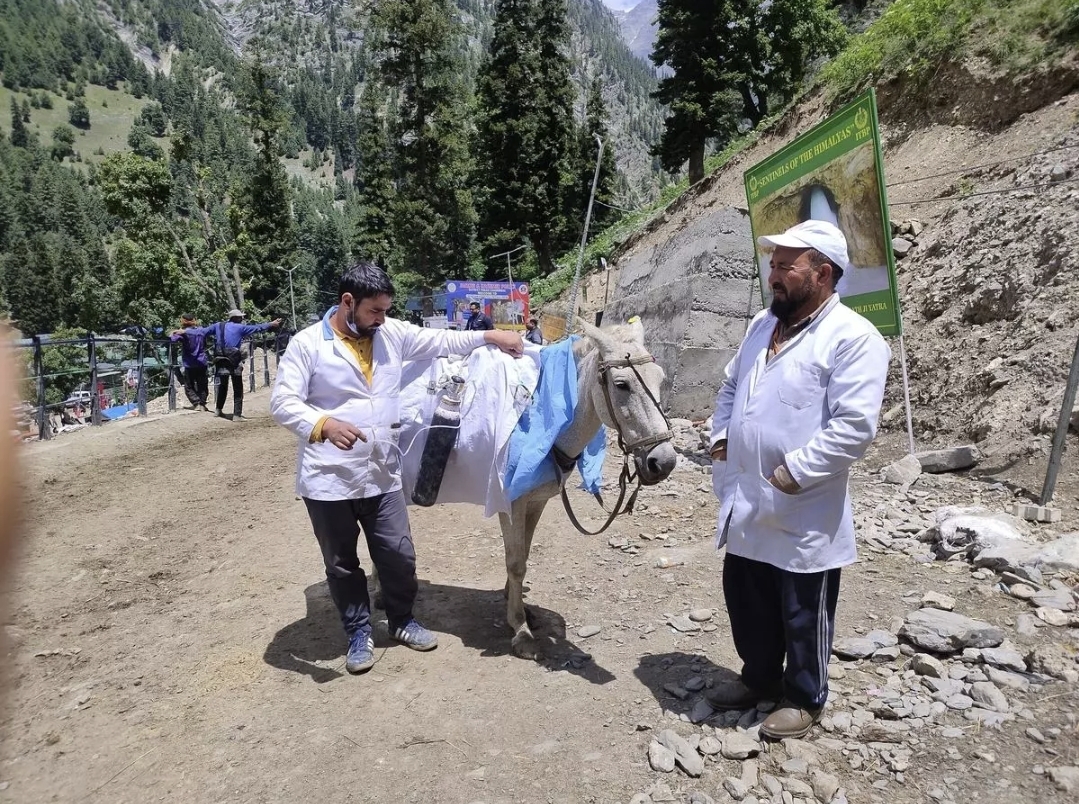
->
[270,310,486,501]
[710,295,890,572]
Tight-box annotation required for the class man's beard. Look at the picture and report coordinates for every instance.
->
[769,277,813,325]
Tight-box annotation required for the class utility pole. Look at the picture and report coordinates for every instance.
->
[566,134,604,332]
[489,244,527,288]
[1041,329,1079,505]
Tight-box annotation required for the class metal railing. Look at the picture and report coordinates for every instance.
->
[6,332,289,441]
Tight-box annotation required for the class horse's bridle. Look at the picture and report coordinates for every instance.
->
[554,351,674,536]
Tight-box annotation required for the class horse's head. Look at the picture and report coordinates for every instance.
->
[577,317,677,486]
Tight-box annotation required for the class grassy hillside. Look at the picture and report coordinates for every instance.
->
[0,83,155,167]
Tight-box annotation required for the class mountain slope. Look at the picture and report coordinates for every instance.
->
[196,0,667,198]
[612,0,658,64]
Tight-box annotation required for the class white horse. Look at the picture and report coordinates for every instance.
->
[499,318,678,658]
[378,318,679,658]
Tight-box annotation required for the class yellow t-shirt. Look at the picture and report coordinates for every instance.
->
[310,328,374,443]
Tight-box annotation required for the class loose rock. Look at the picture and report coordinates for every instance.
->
[899,608,1005,653]
[970,681,1009,712]
[1047,766,1079,793]
[810,770,840,803]
[921,591,956,611]
[648,740,676,773]
[656,729,703,777]
[721,731,761,760]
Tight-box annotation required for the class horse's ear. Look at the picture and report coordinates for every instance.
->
[576,317,616,355]
[626,315,646,346]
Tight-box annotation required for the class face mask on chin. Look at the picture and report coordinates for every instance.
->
[345,301,378,338]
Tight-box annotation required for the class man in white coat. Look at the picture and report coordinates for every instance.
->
[271,262,523,674]
[707,220,890,738]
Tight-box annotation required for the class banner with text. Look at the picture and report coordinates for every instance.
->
[744,88,901,336]
[444,280,530,331]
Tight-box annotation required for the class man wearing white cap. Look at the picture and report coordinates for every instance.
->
[210,308,282,420]
[705,219,890,738]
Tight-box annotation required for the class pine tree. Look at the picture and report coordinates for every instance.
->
[369,0,477,289]
[474,0,576,275]
[9,99,29,148]
[352,81,395,267]
[651,0,846,183]
[232,55,297,310]
[566,75,619,241]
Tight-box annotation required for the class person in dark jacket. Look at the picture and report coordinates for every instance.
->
[464,302,494,331]
[524,317,543,345]
[169,314,211,411]
[211,309,282,420]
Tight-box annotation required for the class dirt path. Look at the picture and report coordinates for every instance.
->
[2,388,1077,803]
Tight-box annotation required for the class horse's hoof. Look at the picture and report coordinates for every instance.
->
[511,633,542,661]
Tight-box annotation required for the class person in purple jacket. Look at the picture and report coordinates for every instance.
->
[169,314,212,411]
[210,309,282,420]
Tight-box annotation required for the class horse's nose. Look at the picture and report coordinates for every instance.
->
[644,442,677,482]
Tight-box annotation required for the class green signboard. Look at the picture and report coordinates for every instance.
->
[744,89,901,336]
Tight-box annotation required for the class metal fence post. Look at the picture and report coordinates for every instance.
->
[136,338,147,416]
[262,337,270,387]
[167,340,177,412]
[274,331,281,369]
[88,332,101,426]
[33,336,50,440]
[248,339,256,393]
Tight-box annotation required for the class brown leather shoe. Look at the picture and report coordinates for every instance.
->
[705,679,783,711]
[759,703,823,739]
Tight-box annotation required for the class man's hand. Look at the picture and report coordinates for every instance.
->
[710,440,727,462]
[321,418,368,450]
[271,318,283,329]
[767,462,801,494]
[484,329,524,357]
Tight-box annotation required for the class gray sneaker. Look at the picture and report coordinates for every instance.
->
[345,631,375,674]
[392,618,438,651]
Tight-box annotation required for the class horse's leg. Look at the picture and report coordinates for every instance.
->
[500,499,544,659]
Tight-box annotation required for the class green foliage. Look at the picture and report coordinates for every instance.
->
[137,101,168,137]
[127,123,165,160]
[68,97,90,129]
[652,0,846,182]
[473,0,577,275]
[232,56,298,310]
[50,124,75,161]
[8,97,29,147]
[821,0,981,99]
[370,0,478,286]
[351,81,396,267]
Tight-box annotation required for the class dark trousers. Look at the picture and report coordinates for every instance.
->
[303,491,417,638]
[182,365,209,406]
[214,368,244,414]
[723,552,840,710]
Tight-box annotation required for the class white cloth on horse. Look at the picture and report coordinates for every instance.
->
[398,343,542,517]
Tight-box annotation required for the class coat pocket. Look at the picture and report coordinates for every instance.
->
[756,472,810,534]
[777,361,824,410]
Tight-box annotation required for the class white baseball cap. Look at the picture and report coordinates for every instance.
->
[227,308,245,318]
[757,219,849,272]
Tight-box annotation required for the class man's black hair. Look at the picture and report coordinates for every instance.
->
[339,261,395,302]
[469,301,480,308]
